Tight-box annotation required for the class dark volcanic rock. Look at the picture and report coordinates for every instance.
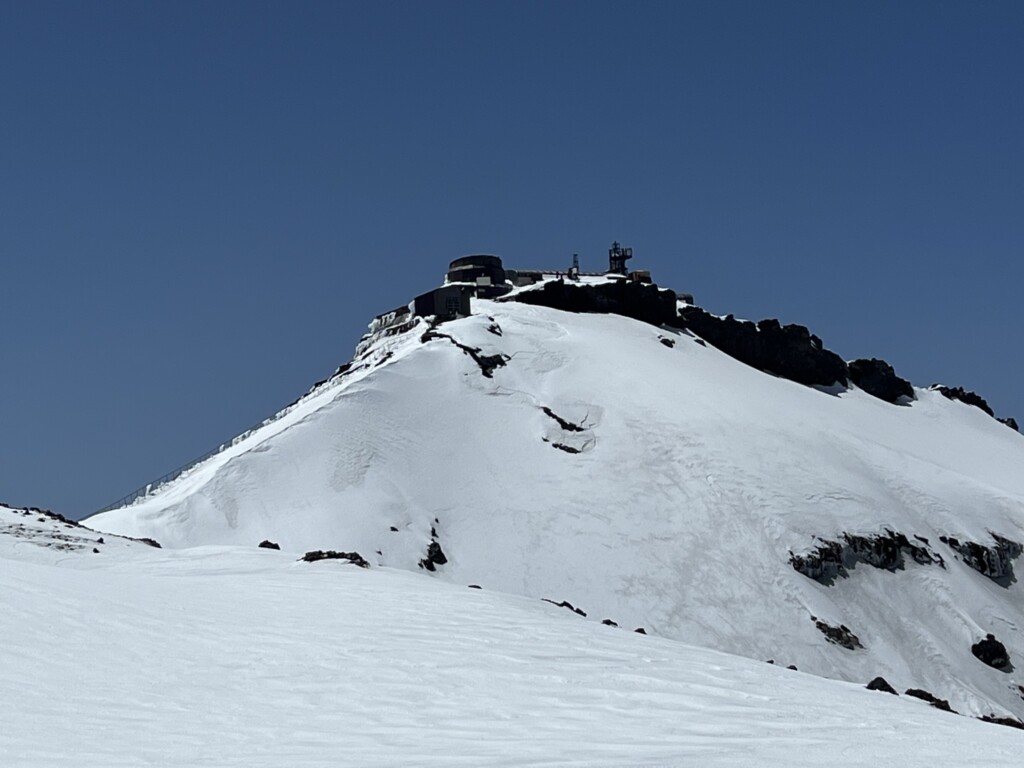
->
[848,358,914,403]
[541,407,585,432]
[506,279,679,327]
[634,627,647,634]
[813,618,863,650]
[790,530,943,585]
[790,539,846,583]
[673,308,849,388]
[300,550,370,568]
[420,328,508,378]
[932,385,994,417]
[843,531,941,570]
[542,598,587,617]
[418,540,448,572]
[551,442,582,454]
[601,619,619,627]
[866,676,898,695]
[971,634,1012,671]
[998,417,1019,432]
[940,534,1022,586]
[258,539,281,550]
[905,688,956,713]
[979,714,1024,730]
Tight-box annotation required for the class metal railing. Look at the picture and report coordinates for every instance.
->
[93,412,279,515]
[93,315,422,516]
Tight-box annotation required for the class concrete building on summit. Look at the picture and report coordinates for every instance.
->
[445,255,511,298]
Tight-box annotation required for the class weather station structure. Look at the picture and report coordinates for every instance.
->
[391,242,664,326]
[607,241,633,275]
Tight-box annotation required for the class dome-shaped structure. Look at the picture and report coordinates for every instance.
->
[446,254,510,297]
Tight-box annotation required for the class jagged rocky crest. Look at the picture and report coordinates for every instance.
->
[933,385,995,417]
[674,308,850,388]
[503,280,1017,427]
[505,279,678,327]
[790,531,943,586]
[848,358,914,403]
[939,534,1023,586]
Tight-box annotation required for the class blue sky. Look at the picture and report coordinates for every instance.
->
[2,0,1022,518]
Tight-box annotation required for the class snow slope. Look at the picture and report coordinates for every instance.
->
[86,294,1024,718]
[3,513,1022,767]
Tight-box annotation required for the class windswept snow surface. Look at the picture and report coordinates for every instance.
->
[86,298,1024,718]
[2,519,1022,767]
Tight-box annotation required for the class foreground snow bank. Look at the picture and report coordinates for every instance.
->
[2,541,1022,767]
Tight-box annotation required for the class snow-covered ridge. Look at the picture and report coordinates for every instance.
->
[0,503,159,563]
[84,290,1024,720]
[93,309,431,514]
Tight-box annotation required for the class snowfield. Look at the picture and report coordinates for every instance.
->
[2,507,1023,766]
[84,294,1024,722]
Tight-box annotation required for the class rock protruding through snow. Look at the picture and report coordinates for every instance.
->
[673,309,849,388]
[972,634,1012,672]
[905,688,957,713]
[848,358,914,403]
[790,531,943,585]
[812,618,863,650]
[866,677,898,695]
[300,550,370,568]
[940,534,1023,586]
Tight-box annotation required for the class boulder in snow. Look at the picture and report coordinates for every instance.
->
[971,634,1011,671]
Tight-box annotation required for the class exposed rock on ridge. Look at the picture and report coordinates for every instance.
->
[790,531,943,585]
[848,358,914,403]
[505,279,678,326]
[502,280,1020,429]
[933,385,995,417]
[940,534,1023,586]
[673,309,850,388]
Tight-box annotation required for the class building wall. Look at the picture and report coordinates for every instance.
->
[414,285,472,319]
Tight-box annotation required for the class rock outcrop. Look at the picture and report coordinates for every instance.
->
[418,540,448,572]
[972,634,1011,671]
[790,531,943,586]
[542,598,587,617]
[866,676,898,695]
[848,358,914,403]
[300,550,370,568]
[505,279,679,327]
[932,385,994,417]
[905,688,956,713]
[979,714,1024,730]
[812,618,863,650]
[940,534,1022,586]
[673,308,849,388]
[931,385,1020,430]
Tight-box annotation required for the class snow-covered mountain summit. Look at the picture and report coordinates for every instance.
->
[86,272,1024,720]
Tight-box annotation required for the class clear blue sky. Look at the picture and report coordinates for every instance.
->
[3,0,1022,519]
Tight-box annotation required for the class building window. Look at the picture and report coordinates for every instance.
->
[445,296,462,316]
